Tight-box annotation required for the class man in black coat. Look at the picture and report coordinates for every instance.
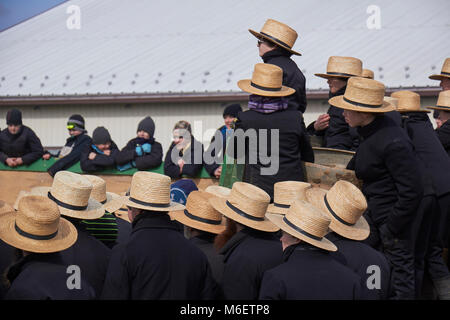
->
[0,109,44,167]
[46,114,92,176]
[429,91,450,157]
[102,172,219,299]
[115,116,163,171]
[80,126,119,173]
[249,19,306,113]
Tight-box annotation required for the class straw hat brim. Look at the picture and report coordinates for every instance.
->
[0,201,13,215]
[429,74,450,81]
[103,192,123,213]
[237,80,295,97]
[329,95,395,113]
[169,209,226,234]
[266,213,336,251]
[328,214,370,241]
[314,73,356,80]
[266,204,289,215]
[0,212,77,253]
[427,106,450,112]
[209,197,279,232]
[114,207,131,223]
[248,29,301,56]
[30,187,105,220]
[14,190,31,211]
[124,196,185,212]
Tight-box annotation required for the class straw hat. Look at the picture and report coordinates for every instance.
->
[267,200,337,251]
[427,90,450,112]
[249,19,301,56]
[315,56,363,80]
[328,77,395,113]
[114,205,131,223]
[209,182,279,232]
[305,187,328,212]
[391,90,430,113]
[307,181,369,241]
[170,191,226,234]
[362,69,374,79]
[0,200,13,215]
[124,171,185,212]
[30,171,104,220]
[429,58,450,81]
[383,96,398,109]
[83,175,122,213]
[237,63,295,97]
[267,181,311,215]
[205,185,231,199]
[0,195,77,253]
[13,190,30,211]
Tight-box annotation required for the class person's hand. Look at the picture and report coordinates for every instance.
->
[6,158,16,167]
[214,166,222,179]
[135,146,143,157]
[103,149,111,156]
[88,152,97,160]
[142,143,152,154]
[42,153,51,160]
[314,114,330,131]
[15,158,23,166]
[178,159,185,173]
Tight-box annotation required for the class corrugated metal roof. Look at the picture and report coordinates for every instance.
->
[0,0,448,98]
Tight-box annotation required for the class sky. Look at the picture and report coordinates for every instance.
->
[0,0,68,31]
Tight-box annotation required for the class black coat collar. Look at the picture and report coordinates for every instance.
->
[219,227,277,258]
[282,241,323,262]
[131,211,181,233]
[261,47,292,62]
[357,115,388,139]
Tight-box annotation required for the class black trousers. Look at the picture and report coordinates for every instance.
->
[437,194,450,258]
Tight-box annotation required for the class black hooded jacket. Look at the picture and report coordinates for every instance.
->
[80,141,120,172]
[436,120,450,157]
[0,126,44,165]
[115,137,163,171]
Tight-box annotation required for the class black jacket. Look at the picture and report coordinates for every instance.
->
[326,232,391,300]
[259,242,363,300]
[115,137,163,170]
[164,138,204,179]
[0,126,44,165]
[234,109,314,199]
[101,212,219,300]
[0,240,16,299]
[5,253,95,300]
[347,115,423,238]
[47,133,92,176]
[436,120,450,157]
[58,219,111,298]
[401,112,450,197]
[80,141,119,172]
[219,227,283,300]
[262,48,307,113]
[203,126,228,177]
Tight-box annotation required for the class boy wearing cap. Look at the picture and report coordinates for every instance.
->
[115,116,163,171]
[0,108,44,167]
[80,126,119,173]
[46,114,92,177]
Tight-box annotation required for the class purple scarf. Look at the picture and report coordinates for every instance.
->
[247,94,288,113]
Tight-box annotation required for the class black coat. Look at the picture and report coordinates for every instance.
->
[234,109,314,199]
[0,239,16,299]
[115,137,163,170]
[436,120,450,157]
[259,242,363,300]
[47,133,92,176]
[58,219,111,298]
[347,115,423,238]
[5,253,95,300]
[262,48,307,113]
[401,112,450,197]
[101,212,219,300]
[80,141,119,172]
[326,232,391,300]
[203,126,228,177]
[164,138,204,179]
[189,233,224,284]
[0,126,44,165]
[219,227,283,300]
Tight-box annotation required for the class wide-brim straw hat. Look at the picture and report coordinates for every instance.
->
[209,182,279,232]
[329,77,395,113]
[429,58,450,80]
[267,181,311,215]
[205,185,231,199]
[0,200,14,215]
[383,96,398,110]
[306,181,369,241]
[30,171,104,220]
[427,90,450,112]
[267,200,337,251]
[83,175,123,213]
[13,190,31,211]
[114,204,131,223]
[124,171,185,212]
[170,191,226,234]
[249,19,301,56]
[391,90,429,113]
[362,69,374,79]
[315,56,363,80]
[0,195,77,253]
[238,63,295,97]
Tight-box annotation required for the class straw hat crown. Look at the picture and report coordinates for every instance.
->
[391,90,428,113]
[205,185,231,199]
[268,181,311,215]
[249,19,301,55]
[84,175,108,203]
[427,90,450,112]
[16,196,60,238]
[429,58,450,80]
[228,182,270,219]
[362,69,374,79]
[315,56,363,79]
[51,171,93,207]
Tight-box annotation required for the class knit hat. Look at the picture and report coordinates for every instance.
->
[137,116,155,137]
[223,104,242,118]
[67,114,85,132]
[6,109,22,126]
[170,179,198,205]
[92,126,112,145]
